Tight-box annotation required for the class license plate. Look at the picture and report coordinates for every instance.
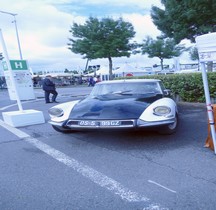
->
[79,120,97,126]
[78,120,120,127]
[100,121,120,126]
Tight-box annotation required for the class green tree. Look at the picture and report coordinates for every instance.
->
[189,47,199,61]
[64,68,69,73]
[68,17,136,79]
[151,0,216,43]
[141,36,185,70]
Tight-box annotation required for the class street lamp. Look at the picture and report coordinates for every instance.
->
[0,10,23,59]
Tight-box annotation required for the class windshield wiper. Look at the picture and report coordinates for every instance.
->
[112,90,133,95]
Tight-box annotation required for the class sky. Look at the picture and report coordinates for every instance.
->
[0,0,193,73]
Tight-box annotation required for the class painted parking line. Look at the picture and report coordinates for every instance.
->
[0,119,168,209]
[148,180,177,194]
[0,103,18,111]
[0,95,85,111]
[0,99,44,111]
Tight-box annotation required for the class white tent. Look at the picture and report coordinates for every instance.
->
[85,65,110,80]
[196,32,216,153]
[114,63,148,77]
[85,63,148,79]
[96,65,110,80]
[96,65,109,75]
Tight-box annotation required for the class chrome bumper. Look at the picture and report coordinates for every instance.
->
[49,118,175,130]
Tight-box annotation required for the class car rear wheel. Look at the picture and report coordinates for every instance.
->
[158,114,178,135]
[52,125,73,133]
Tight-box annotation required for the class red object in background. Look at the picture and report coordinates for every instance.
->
[126,73,133,77]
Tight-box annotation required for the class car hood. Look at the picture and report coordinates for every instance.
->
[69,94,163,120]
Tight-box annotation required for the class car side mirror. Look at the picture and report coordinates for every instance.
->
[164,89,171,96]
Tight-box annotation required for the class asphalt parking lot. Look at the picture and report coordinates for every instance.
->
[0,86,216,210]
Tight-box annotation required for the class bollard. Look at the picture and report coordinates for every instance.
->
[205,104,216,151]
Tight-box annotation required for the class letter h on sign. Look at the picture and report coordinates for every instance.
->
[15,61,23,69]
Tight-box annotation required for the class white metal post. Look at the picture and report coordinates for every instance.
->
[200,62,216,153]
[0,10,23,60]
[12,15,23,60]
[0,29,23,111]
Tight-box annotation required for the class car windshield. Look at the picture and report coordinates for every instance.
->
[90,82,162,97]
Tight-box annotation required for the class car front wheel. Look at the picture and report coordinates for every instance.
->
[158,114,178,135]
[52,125,73,133]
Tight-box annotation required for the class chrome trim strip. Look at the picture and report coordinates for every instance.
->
[137,119,175,127]
[48,120,64,126]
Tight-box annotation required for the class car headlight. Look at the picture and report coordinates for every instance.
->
[153,106,171,116]
[48,107,64,117]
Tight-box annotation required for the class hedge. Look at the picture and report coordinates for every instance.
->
[119,72,216,103]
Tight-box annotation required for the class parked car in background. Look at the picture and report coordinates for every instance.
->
[48,79,178,134]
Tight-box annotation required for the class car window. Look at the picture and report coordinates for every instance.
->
[90,82,163,96]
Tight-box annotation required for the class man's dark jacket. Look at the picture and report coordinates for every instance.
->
[42,78,56,91]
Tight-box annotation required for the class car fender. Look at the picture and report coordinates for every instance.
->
[49,100,80,122]
[139,97,177,122]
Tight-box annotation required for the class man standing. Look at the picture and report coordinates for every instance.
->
[88,76,94,86]
[42,75,58,103]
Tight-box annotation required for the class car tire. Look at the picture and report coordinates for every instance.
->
[52,125,73,133]
[158,114,178,135]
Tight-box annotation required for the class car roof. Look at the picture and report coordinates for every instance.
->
[97,79,161,85]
